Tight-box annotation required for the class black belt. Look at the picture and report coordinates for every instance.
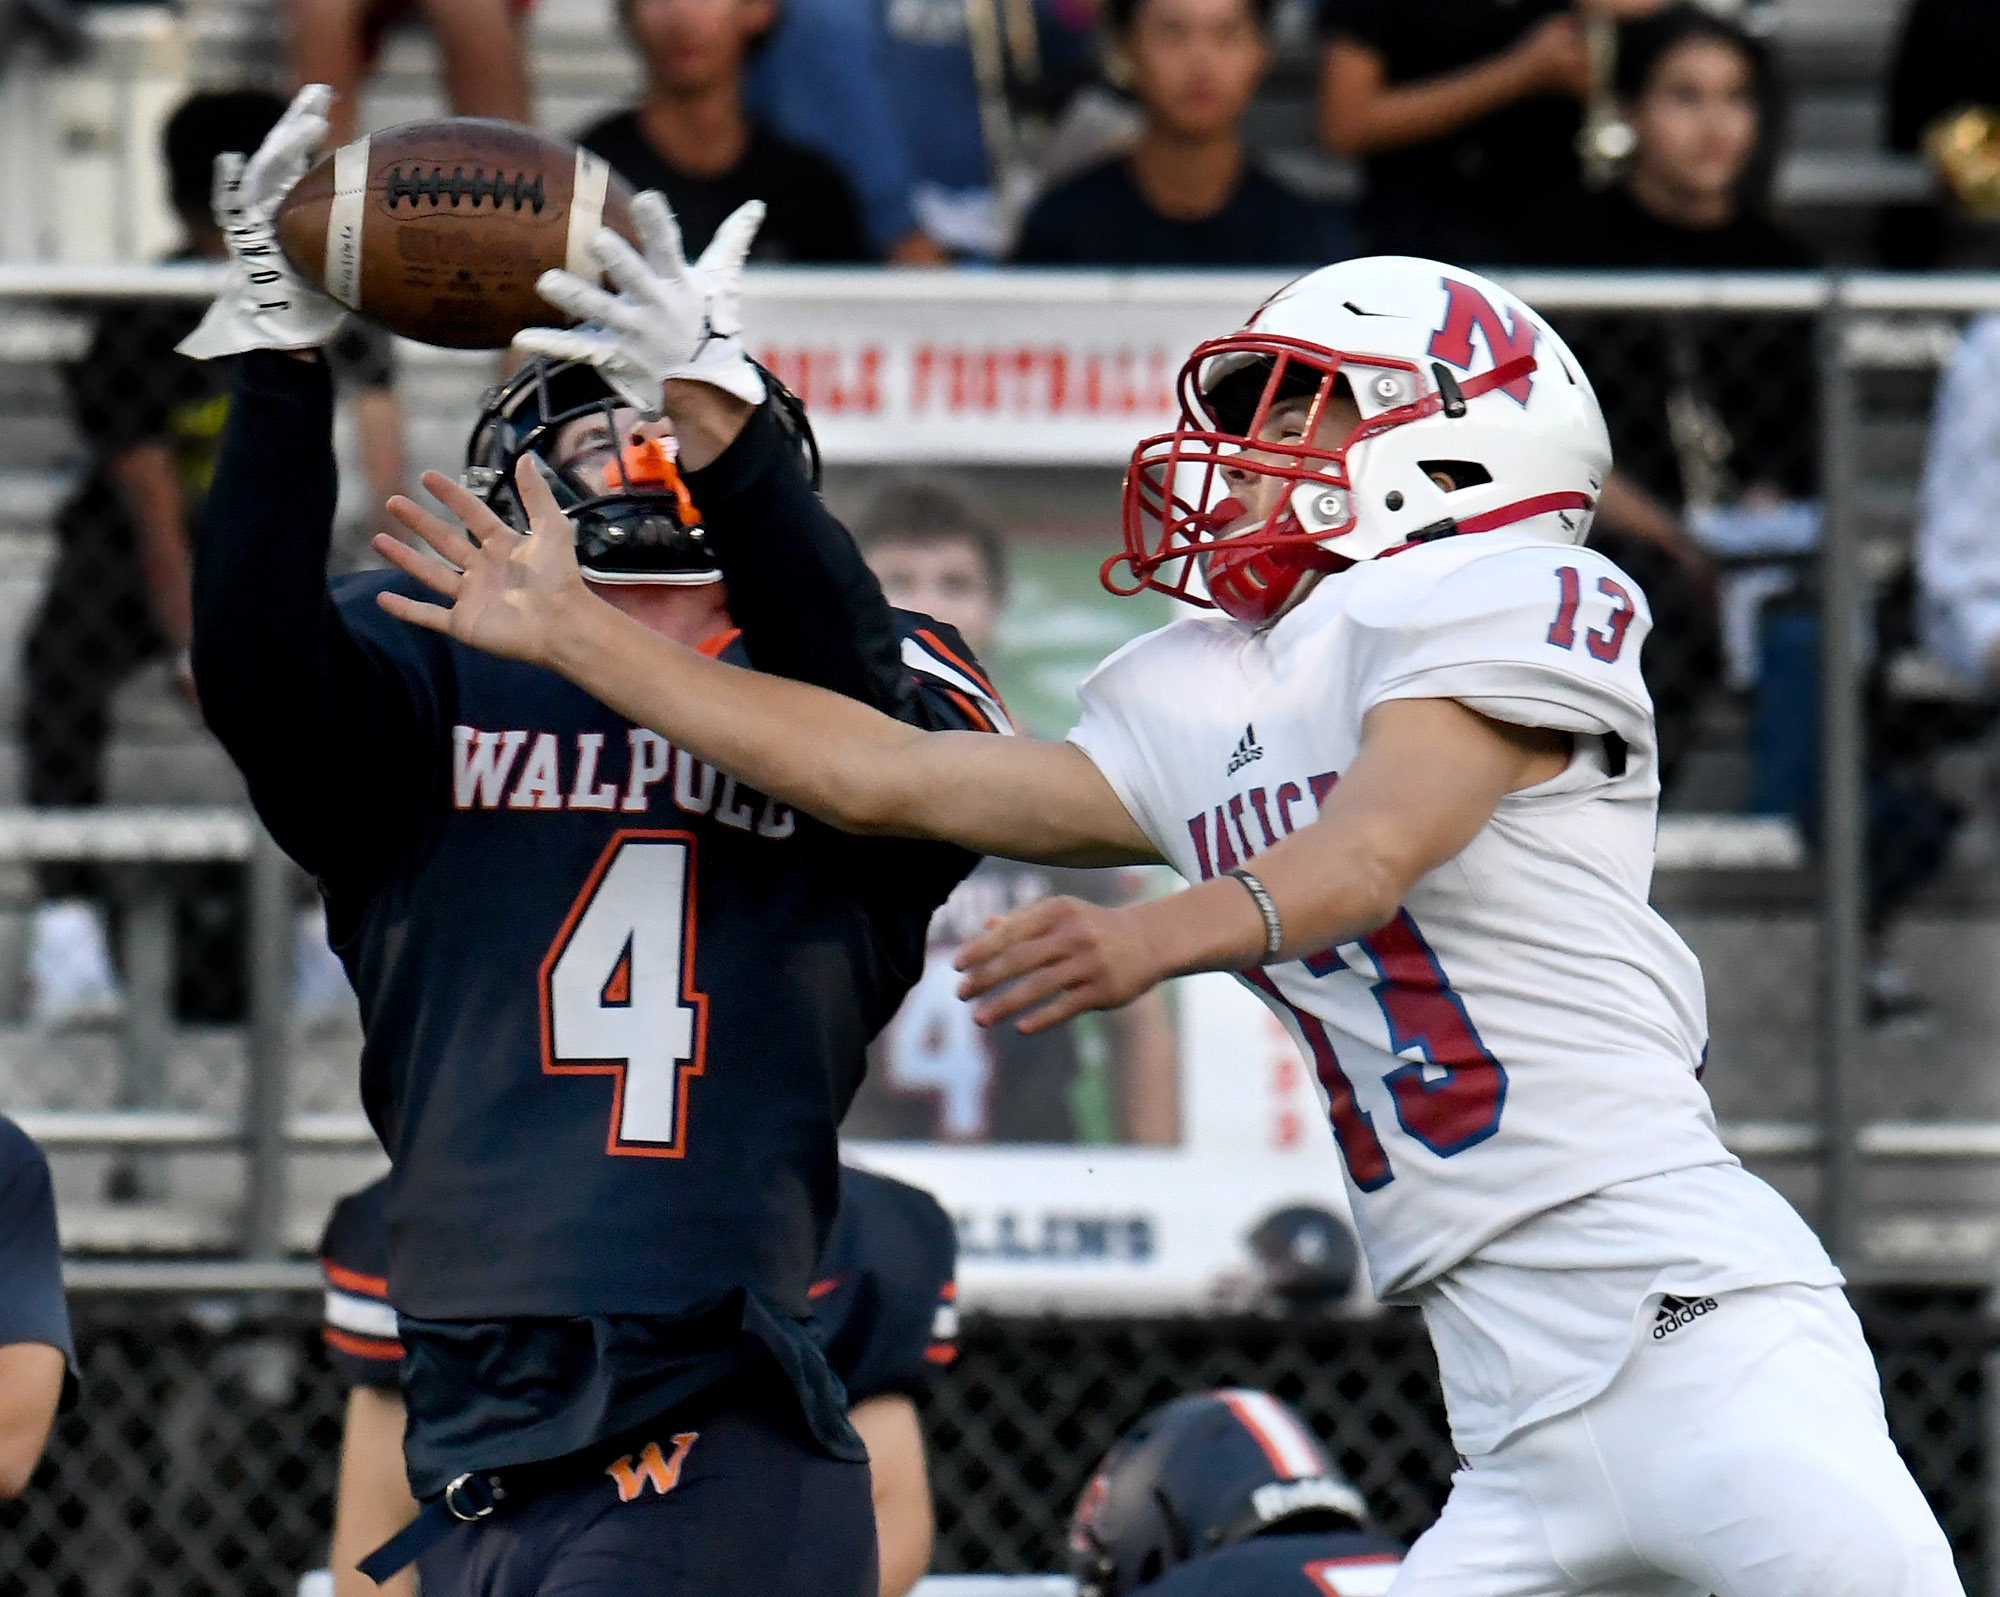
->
[357,1435,634,1583]
[356,1369,768,1584]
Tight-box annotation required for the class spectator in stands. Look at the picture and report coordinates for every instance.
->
[1316,0,1666,262]
[1526,4,1813,794]
[1881,0,2000,269]
[743,0,1098,261]
[23,90,402,1028]
[580,0,873,261]
[1013,0,1350,267]
[0,1117,75,1498]
[285,0,531,146]
[1918,317,2000,688]
[844,481,1179,1144]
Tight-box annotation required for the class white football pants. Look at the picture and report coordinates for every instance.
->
[1390,1283,1962,1597]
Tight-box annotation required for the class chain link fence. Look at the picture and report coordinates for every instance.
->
[0,1292,1989,1592]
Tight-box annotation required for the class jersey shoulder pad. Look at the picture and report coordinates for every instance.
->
[319,1177,401,1387]
[1343,535,1653,746]
[894,610,1014,734]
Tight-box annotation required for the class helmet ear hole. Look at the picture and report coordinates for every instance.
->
[1417,459,1493,493]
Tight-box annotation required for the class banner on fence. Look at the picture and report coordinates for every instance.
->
[848,971,1357,1317]
[740,273,1292,465]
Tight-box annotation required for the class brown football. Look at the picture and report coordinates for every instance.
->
[276,118,639,350]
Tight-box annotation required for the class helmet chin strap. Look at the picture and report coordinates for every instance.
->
[582,570,726,588]
[1373,489,1597,560]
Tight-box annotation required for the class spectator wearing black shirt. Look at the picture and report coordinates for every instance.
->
[1014,0,1349,267]
[1880,0,2000,268]
[24,89,401,1030]
[1537,5,1814,519]
[1316,0,1664,263]
[579,0,872,262]
[0,1117,75,1498]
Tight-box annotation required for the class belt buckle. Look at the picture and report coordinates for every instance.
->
[443,1472,503,1523]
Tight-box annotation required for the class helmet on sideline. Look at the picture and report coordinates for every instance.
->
[1247,1204,1361,1313]
[1067,1389,1370,1597]
[1108,256,1612,626]
[462,357,821,586]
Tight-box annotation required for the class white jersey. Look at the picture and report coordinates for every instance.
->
[1069,531,1732,1302]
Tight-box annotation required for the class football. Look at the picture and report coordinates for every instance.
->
[275,117,639,350]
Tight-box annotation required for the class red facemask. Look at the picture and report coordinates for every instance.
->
[1105,334,1545,624]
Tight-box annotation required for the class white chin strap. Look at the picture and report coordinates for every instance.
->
[582,569,725,588]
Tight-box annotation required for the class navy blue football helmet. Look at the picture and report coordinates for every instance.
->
[1248,1204,1361,1313]
[462,356,819,586]
[1067,1388,1370,1597]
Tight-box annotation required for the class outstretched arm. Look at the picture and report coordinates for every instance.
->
[373,461,1156,868]
[956,698,1570,1031]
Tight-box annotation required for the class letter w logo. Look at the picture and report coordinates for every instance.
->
[604,1432,698,1503]
[1427,279,1537,405]
[452,726,528,809]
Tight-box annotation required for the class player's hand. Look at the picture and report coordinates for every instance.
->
[514,191,768,415]
[177,84,349,360]
[371,456,595,665]
[955,896,1165,1034]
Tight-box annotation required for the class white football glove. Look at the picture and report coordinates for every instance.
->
[513,190,768,414]
[177,83,348,361]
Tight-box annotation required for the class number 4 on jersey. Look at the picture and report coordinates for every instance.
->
[541,831,710,1157]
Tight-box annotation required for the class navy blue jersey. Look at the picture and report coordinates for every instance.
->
[0,1117,77,1408]
[319,1177,400,1388]
[1135,1533,1406,1596]
[194,355,1005,1497]
[809,1166,957,1403]
[321,1167,959,1402]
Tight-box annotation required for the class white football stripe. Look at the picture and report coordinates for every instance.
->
[565,152,612,281]
[900,637,1014,733]
[1224,1388,1326,1478]
[325,137,370,310]
[323,1287,399,1340]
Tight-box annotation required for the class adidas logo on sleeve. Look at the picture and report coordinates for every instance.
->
[1652,1293,1719,1340]
[1226,724,1264,776]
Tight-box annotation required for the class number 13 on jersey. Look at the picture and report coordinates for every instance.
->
[541,830,710,1157]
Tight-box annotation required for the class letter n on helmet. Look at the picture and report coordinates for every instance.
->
[1107,257,1613,626]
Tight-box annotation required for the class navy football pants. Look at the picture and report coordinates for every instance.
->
[416,1403,877,1597]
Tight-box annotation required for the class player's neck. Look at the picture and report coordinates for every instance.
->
[596,579,735,650]
[1623,167,1735,232]
[638,81,750,179]
[1128,125,1243,222]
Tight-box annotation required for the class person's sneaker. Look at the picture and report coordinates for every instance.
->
[27,899,124,1030]
[291,906,355,1032]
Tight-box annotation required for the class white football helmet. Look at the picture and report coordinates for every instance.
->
[1108,256,1614,625]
